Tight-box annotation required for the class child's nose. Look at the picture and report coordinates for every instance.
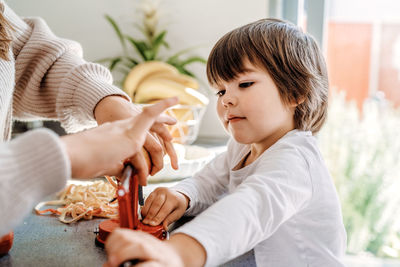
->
[221,92,237,107]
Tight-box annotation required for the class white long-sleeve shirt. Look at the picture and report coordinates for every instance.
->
[0,1,128,236]
[172,130,347,267]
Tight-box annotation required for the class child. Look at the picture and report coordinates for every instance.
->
[104,18,347,267]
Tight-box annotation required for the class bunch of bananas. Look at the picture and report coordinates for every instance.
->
[123,61,209,105]
[123,61,209,143]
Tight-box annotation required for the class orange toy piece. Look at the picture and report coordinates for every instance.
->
[96,164,167,247]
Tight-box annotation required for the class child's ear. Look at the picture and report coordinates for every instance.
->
[289,96,305,107]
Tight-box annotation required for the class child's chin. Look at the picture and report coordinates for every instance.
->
[232,135,253,144]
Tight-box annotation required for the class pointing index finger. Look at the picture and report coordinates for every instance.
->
[128,97,178,138]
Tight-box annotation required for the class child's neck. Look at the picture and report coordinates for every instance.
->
[244,127,295,167]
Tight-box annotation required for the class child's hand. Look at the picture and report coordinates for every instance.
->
[104,228,184,267]
[141,187,189,229]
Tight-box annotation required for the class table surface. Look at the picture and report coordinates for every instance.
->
[0,182,182,267]
[0,140,228,267]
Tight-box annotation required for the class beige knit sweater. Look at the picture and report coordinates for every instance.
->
[0,2,128,235]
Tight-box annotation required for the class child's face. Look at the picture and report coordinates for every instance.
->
[214,60,296,145]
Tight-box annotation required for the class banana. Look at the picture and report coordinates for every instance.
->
[134,78,209,106]
[123,61,179,98]
[144,72,199,90]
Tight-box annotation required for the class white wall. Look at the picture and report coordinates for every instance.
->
[7,0,268,139]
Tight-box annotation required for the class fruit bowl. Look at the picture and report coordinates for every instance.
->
[165,104,207,145]
[140,103,207,145]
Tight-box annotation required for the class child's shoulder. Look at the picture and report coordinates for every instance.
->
[271,129,316,150]
[261,130,321,167]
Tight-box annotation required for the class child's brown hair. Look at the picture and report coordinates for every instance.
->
[206,18,328,134]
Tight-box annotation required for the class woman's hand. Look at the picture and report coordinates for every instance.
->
[94,96,179,184]
[141,187,190,230]
[104,230,206,267]
[62,97,178,181]
[104,229,184,267]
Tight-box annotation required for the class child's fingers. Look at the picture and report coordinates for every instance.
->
[141,192,156,217]
[142,193,166,223]
[148,198,177,226]
[163,209,185,229]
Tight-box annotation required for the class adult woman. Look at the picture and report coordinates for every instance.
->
[0,1,178,236]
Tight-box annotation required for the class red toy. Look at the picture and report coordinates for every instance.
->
[96,164,167,247]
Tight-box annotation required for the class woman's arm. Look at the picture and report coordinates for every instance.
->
[0,129,70,236]
[5,3,128,133]
[4,4,178,178]
[0,98,177,236]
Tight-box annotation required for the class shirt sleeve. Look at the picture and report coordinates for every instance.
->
[0,128,70,236]
[171,145,231,216]
[172,145,313,266]
[5,3,129,133]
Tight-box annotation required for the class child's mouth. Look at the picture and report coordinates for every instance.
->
[228,117,246,123]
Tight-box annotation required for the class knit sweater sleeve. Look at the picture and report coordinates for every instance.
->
[0,128,70,236]
[4,3,129,133]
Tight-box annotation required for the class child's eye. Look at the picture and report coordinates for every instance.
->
[216,90,226,97]
[239,82,254,88]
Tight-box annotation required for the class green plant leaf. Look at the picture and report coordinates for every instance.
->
[121,61,136,70]
[109,57,122,71]
[163,40,170,49]
[96,57,118,64]
[152,30,167,47]
[134,23,152,42]
[105,14,127,55]
[126,36,152,61]
[151,31,168,59]
[179,56,207,67]
[101,10,206,85]
[181,68,195,77]
[167,56,206,76]
[166,45,204,63]
[114,66,131,74]
[170,64,195,77]
[125,57,139,66]
[96,57,125,71]
[144,50,156,60]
